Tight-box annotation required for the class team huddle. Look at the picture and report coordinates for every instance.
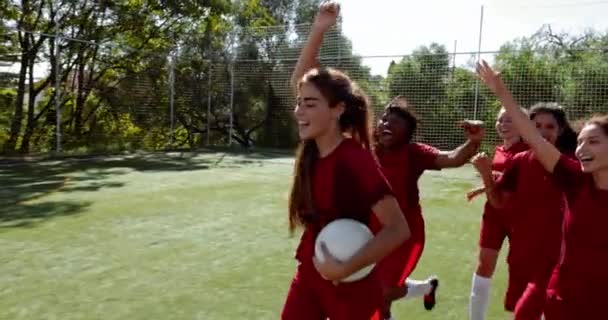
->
[281,2,608,320]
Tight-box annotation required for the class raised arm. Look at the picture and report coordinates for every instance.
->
[477,61,562,173]
[435,120,484,168]
[290,1,340,92]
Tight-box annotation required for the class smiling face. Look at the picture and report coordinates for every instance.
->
[532,112,561,146]
[496,108,519,141]
[376,110,410,149]
[293,81,343,141]
[576,123,608,173]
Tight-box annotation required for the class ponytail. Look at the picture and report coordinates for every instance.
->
[338,85,372,150]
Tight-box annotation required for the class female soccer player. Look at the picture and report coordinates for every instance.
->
[467,107,528,320]
[373,96,484,319]
[474,63,577,320]
[478,60,608,320]
[281,3,410,319]
[470,102,576,320]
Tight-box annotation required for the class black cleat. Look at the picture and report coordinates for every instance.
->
[423,277,439,311]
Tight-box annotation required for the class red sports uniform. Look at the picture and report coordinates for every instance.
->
[479,141,528,251]
[544,155,608,320]
[373,142,440,288]
[281,139,394,320]
[494,150,567,319]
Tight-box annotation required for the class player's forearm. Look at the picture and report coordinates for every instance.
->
[437,139,481,169]
[343,216,409,277]
[451,139,481,166]
[467,186,487,201]
[495,88,560,172]
[479,171,505,208]
[290,26,325,92]
[472,186,486,194]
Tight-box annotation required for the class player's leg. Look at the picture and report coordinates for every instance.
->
[389,229,439,309]
[378,228,435,319]
[543,294,569,320]
[281,265,325,320]
[469,211,508,320]
[514,263,555,320]
[513,282,546,320]
[504,266,529,313]
[469,248,500,320]
[376,236,421,319]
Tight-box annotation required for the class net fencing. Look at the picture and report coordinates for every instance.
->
[1,20,607,156]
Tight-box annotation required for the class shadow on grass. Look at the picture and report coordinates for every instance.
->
[0,200,92,229]
[0,150,292,228]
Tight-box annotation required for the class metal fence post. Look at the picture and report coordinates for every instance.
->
[228,63,234,146]
[168,43,176,147]
[55,35,62,154]
[207,64,212,146]
[473,5,485,120]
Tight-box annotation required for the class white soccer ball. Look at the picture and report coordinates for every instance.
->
[314,218,375,283]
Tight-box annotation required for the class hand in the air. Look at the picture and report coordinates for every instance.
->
[313,1,340,32]
[476,60,507,96]
[460,119,485,143]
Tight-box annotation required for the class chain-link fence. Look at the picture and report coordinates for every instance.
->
[1,18,607,156]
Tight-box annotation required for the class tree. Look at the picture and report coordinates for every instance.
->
[386,43,454,146]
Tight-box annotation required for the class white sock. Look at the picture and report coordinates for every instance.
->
[403,278,433,299]
[469,274,492,320]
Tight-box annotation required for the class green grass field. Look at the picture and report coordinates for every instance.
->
[1,151,512,320]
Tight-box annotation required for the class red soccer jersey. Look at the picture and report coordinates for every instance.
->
[294,138,394,263]
[492,141,528,172]
[375,142,440,227]
[547,155,608,306]
[495,150,567,268]
[483,141,529,217]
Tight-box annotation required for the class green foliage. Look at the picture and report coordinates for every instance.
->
[0,0,607,154]
[0,88,16,145]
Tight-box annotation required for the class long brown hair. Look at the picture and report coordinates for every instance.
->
[288,67,373,234]
[529,103,577,155]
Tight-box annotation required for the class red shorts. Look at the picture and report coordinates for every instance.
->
[376,228,425,288]
[504,262,553,318]
[281,262,382,320]
[545,292,603,320]
[545,272,605,320]
[513,282,547,320]
[504,268,527,312]
[544,295,576,320]
[479,205,510,250]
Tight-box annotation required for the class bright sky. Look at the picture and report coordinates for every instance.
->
[338,0,608,75]
[3,0,608,79]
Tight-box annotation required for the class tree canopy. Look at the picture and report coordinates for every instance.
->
[0,2,606,154]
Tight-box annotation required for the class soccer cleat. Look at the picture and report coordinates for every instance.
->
[423,277,439,311]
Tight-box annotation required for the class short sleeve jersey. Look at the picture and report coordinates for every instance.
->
[495,150,567,266]
[548,155,608,302]
[295,139,394,262]
[375,142,440,222]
